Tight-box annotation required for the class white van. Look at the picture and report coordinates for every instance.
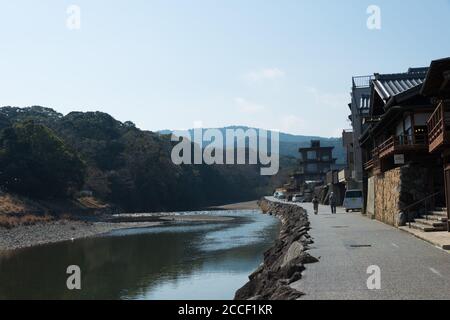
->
[343,190,363,212]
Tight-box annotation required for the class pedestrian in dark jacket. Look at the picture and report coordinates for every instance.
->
[312,196,319,215]
[329,192,337,214]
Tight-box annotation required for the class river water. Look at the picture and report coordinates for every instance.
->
[0,210,280,300]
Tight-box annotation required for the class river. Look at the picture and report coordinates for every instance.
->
[0,209,280,300]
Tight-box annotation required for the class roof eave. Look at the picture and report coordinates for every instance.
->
[384,84,423,110]
[421,57,450,97]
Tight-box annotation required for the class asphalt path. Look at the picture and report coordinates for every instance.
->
[267,198,450,300]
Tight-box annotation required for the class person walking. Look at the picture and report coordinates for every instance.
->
[329,192,337,214]
[312,196,319,215]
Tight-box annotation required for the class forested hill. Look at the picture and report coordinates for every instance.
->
[159,126,345,165]
[0,106,282,212]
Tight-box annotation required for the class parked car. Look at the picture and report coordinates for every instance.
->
[273,191,286,200]
[277,192,286,200]
[292,194,304,203]
[303,192,313,203]
[343,190,363,212]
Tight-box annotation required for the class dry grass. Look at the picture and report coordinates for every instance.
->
[0,214,53,229]
[76,196,108,209]
[0,193,53,229]
[60,213,80,221]
[0,193,29,215]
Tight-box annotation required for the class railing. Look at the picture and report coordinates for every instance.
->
[378,136,395,157]
[363,147,379,171]
[378,134,428,159]
[363,158,374,171]
[400,191,442,228]
[352,75,374,89]
[427,101,450,152]
[428,101,445,144]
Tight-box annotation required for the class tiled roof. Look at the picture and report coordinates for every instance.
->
[373,67,429,102]
[421,57,450,97]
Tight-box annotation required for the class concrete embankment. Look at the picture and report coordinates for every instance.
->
[235,198,318,300]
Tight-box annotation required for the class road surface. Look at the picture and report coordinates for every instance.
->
[268,198,450,300]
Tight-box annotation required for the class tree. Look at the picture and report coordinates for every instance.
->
[0,121,86,199]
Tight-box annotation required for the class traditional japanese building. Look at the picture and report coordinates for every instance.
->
[421,57,450,232]
[359,66,448,231]
[294,140,336,185]
[339,129,358,190]
[347,76,373,189]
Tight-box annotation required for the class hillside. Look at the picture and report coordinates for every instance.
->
[0,106,285,213]
[159,126,345,164]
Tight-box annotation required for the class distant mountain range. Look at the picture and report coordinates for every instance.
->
[158,126,346,165]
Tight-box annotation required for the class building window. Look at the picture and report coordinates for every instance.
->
[395,121,404,137]
[306,163,318,173]
[414,113,431,126]
[404,115,412,136]
[414,126,427,144]
[307,151,317,160]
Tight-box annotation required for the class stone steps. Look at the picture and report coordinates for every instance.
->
[409,222,447,232]
[414,218,446,228]
[423,214,448,222]
[413,206,448,231]
[406,207,449,233]
[430,211,448,217]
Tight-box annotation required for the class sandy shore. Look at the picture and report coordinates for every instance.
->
[0,220,162,252]
[0,213,238,252]
[211,200,260,210]
[160,215,235,222]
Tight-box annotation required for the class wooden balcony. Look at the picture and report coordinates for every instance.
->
[363,158,376,171]
[378,134,428,160]
[363,147,380,171]
[427,101,450,153]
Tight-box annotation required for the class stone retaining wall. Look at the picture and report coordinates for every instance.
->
[372,164,431,227]
[234,199,317,300]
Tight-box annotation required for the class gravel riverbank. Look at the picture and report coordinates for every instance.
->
[0,213,238,252]
[0,220,162,252]
[234,198,318,300]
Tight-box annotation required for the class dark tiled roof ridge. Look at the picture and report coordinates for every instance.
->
[374,69,428,81]
[373,67,429,102]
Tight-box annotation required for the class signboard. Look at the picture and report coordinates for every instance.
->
[367,177,375,216]
[338,169,347,183]
[394,154,405,165]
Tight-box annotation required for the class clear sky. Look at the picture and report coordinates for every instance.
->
[1,0,449,137]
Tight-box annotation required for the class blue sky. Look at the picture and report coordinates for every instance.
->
[1,0,449,137]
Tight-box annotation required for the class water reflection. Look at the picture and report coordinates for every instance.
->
[0,210,279,300]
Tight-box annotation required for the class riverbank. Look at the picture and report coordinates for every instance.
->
[0,207,279,300]
[0,191,261,252]
[0,220,163,252]
[0,213,238,252]
[234,198,318,300]
[210,200,260,211]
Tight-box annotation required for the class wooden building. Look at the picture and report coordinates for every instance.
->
[421,57,450,232]
[294,140,336,185]
[360,67,448,231]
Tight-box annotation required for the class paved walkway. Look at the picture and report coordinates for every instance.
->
[272,200,450,300]
[399,227,450,250]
